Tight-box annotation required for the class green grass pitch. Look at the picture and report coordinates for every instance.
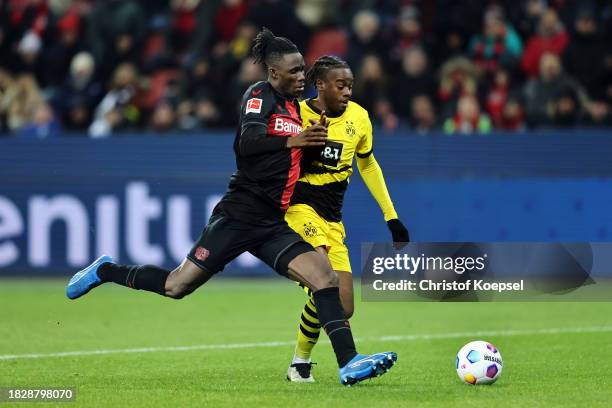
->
[1,278,611,407]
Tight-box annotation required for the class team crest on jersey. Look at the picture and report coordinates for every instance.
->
[304,222,318,237]
[194,246,210,261]
[245,98,262,114]
[345,121,356,137]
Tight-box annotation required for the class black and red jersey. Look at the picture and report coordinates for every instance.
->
[220,81,303,225]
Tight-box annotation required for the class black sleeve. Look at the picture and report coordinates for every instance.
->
[238,83,289,156]
[239,125,288,156]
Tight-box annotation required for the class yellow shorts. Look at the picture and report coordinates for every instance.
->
[285,204,352,273]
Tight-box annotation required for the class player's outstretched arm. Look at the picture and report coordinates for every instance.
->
[356,154,410,246]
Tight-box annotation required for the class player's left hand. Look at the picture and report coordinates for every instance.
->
[387,219,409,249]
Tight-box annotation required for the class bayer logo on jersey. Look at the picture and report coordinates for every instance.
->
[320,140,344,168]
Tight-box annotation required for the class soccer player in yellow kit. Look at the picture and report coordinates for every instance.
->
[286,56,410,382]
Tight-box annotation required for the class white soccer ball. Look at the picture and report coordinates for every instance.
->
[456,340,503,385]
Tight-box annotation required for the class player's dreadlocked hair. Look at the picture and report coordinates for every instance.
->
[251,27,299,67]
[306,55,350,86]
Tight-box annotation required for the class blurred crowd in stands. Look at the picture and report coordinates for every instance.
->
[0,0,611,137]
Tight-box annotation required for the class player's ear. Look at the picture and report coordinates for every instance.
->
[269,67,278,80]
[315,78,325,92]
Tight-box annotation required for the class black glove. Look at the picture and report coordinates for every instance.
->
[387,219,410,249]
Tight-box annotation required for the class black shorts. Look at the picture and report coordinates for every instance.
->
[187,204,314,276]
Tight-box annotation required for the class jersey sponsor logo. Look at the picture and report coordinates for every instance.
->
[320,140,344,168]
[345,120,356,137]
[251,88,263,96]
[245,98,262,114]
[194,246,210,261]
[273,117,302,134]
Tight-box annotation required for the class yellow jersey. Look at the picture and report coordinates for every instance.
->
[291,99,373,222]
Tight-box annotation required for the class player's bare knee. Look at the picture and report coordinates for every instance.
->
[317,254,339,285]
[289,251,336,290]
[314,268,339,290]
[306,270,335,291]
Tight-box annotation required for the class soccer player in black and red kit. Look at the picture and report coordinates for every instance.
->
[66,28,397,386]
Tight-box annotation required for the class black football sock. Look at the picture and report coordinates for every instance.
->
[97,263,170,296]
[312,287,358,367]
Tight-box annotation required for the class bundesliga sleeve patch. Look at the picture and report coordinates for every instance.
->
[245,98,263,114]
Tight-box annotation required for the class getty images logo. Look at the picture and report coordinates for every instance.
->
[0,182,259,269]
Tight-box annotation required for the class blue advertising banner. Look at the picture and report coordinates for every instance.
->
[1,132,612,276]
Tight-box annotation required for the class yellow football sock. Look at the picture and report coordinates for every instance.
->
[294,296,321,360]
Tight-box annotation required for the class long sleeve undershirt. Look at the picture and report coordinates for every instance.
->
[356,154,398,221]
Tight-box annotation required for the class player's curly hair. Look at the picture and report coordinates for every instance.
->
[306,55,350,86]
[251,27,299,67]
